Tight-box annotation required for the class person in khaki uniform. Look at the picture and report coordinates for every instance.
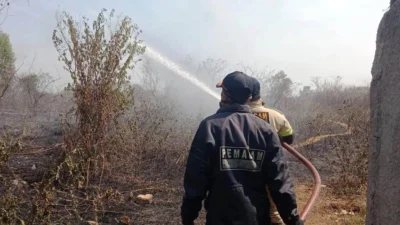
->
[248,77,294,145]
[248,76,295,225]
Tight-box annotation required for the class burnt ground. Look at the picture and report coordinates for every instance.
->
[0,112,351,225]
[1,138,345,225]
[287,137,340,183]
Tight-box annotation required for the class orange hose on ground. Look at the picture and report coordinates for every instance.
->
[282,142,322,221]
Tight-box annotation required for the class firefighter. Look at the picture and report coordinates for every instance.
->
[247,76,295,225]
[248,76,295,145]
[181,71,303,225]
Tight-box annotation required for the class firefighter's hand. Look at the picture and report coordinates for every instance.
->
[182,220,194,225]
[297,219,305,225]
[286,218,304,225]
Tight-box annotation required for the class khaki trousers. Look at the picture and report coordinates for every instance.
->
[266,187,285,224]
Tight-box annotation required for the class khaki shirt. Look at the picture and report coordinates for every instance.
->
[247,99,293,137]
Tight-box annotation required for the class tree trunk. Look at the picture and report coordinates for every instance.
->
[367,1,400,224]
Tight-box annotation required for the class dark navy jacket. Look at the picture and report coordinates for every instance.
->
[181,104,301,225]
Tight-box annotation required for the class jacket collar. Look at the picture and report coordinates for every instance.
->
[217,103,251,114]
[247,99,263,108]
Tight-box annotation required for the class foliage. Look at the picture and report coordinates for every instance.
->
[17,72,53,107]
[19,74,39,93]
[52,8,145,182]
[197,58,227,87]
[0,132,25,225]
[0,30,15,102]
[19,8,148,224]
[0,0,10,22]
[264,70,293,107]
[234,63,295,107]
[0,7,372,224]
[0,0,10,12]
[0,31,14,71]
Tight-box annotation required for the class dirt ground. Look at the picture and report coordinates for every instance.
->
[120,181,366,225]
[126,124,367,225]
[1,114,367,225]
[296,184,366,225]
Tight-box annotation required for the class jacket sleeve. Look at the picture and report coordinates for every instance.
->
[264,131,301,225]
[181,122,213,225]
[280,133,295,145]
[277,114,294,138]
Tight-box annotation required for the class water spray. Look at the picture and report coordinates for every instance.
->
[142,44,321,221]
[143,45,220,100]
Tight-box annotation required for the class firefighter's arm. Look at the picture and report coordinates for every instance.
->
[181,122,213,225]
[280,133,295,145]
[264,131,302,225]
[278,115,295,145]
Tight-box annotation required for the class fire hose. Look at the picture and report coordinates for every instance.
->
[282,142,322,222]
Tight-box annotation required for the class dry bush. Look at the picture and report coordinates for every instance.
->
[0,71,65,148]
[1,7,200,224]
[106,59,200,182]
[0,31,66,223]
[0,8,372,222]
[18,7,203,225]
[278,77,369,197]
[327,89,370,195]
[11,8,149,224]
[52,7,145,183]
[0,130,25,225]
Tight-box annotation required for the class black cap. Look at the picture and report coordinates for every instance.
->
[216,71,252,102]
[250,76,261,101]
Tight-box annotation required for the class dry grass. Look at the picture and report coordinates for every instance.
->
[0,8,371,225]
[0,75,370,225]
[0,74,370,224]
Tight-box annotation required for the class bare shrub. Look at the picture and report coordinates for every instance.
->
[106,59,200,183]
[2,8,200,224]
[273,76,370,197]
[0,130,25,225]
[196,58,228,87]
[327,88,370,195]
[0,10,373,222]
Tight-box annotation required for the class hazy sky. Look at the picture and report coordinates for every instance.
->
[1,0,389,89]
